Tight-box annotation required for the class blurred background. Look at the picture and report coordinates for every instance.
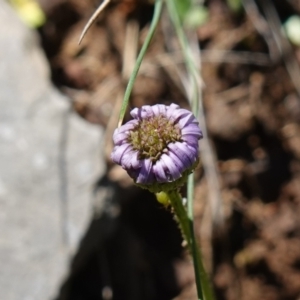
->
[2,0,300,299]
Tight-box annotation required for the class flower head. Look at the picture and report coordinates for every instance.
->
[111,103,203,192]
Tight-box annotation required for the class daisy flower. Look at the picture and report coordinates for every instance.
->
[111,103,202,192]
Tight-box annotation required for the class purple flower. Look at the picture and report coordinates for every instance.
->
[111,104,203,191]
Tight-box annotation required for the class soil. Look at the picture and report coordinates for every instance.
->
[37,0,300,299]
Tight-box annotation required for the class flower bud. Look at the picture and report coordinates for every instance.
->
[111,104,203,192]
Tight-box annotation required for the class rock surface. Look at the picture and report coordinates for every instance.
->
[0,1,104,299]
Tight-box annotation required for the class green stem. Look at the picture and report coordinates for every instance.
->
[187,178,214,300]
[167,190,193,249]
[187,175,203,297]
[118,0,163,127]
[167,190,214,300]
[165,1,214,300]
[167,190,203,300]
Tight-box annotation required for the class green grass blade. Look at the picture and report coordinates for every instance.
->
[166,1,215,299]
[118,0,163,127]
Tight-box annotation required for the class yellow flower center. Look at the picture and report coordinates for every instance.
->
[128,115,182,161]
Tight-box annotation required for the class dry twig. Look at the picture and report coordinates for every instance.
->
[79,0,111,44]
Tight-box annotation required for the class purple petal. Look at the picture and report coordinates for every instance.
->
[166,103,179,119]
[160,153,181,181]
[131,106,154,119]
[151,104,167,116]
[113,131,129,146]
[169,108,190,123]
[178,113,198,128]
[111,143,132,164]
[153,160,167,182]
[168,142,197,166]
[113,120,139,145]
[157,104,167,115]
[151,105,160,116]
[121,150,141,169]
[181,124,203,138]
[136,159,153,184]
[186,144,198,163]
[168,145,191,169]
[181,135,200,147]
[140,105,154,119]
[117,120,139,134]
[167,150,186,173]
[130,107,141,120]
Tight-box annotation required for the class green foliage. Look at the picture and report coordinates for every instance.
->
[174,0,209,28]
[226,0,242,13]
[118,0,163,126]
[174,0,192,22]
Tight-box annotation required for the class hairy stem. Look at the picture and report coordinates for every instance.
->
[167,190,214,300]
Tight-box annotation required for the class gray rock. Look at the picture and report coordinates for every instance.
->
[0,1,104,299]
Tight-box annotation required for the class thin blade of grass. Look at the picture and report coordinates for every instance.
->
[166,1,215,299]
[117,0,163,127]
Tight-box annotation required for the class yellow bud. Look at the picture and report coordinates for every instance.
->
[155,192,170,206]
